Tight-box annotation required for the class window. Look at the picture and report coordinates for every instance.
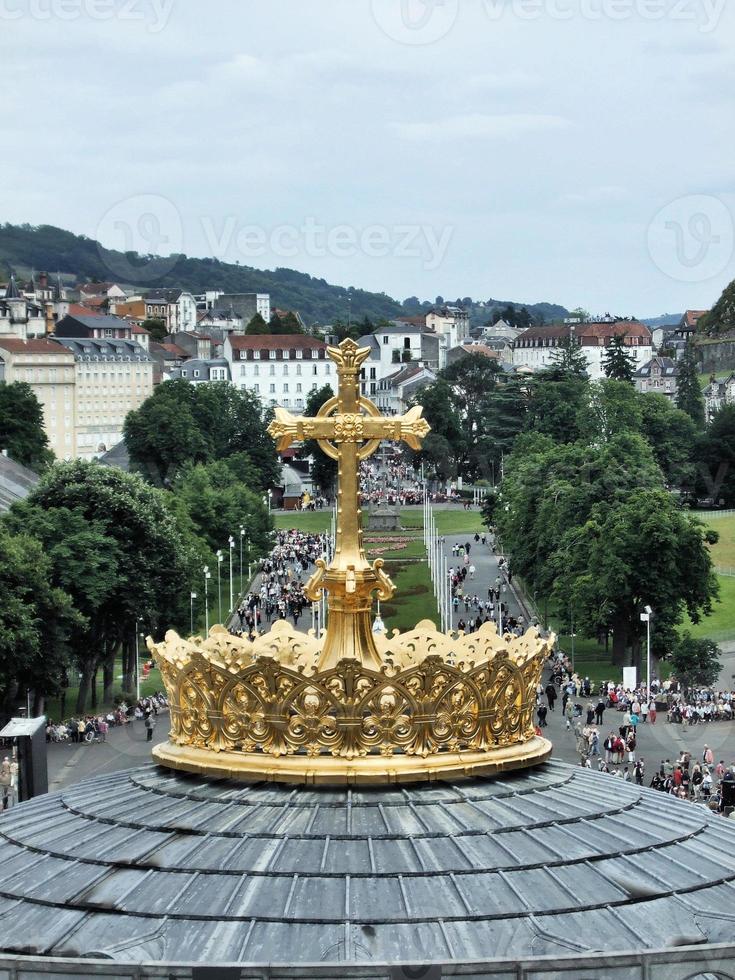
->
[296,350,303,359]
[193,370,200,379]
[240,365,247,377]
[269,383,276,393]
[370,368,376,380]
[254,350,261,359]
[296,364,302,376]
[283,364,289,375]
[296,383,302,393]
[313,365,318,376]
[269,350,276,359]
[383,336,389,345]
[283,383,289,393]
[404,338,411,349]
[253,364,259,376]
[181,370,188,378]
[253,383,260,393]
[269,364,276,376]
[311,382,317,390]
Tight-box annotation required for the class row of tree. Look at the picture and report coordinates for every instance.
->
[0,381,279,718]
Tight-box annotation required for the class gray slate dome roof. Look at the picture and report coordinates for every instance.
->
[1,760,735,970]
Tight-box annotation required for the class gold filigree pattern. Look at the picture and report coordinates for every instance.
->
[149,619,554,782]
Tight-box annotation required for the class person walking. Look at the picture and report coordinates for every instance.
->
[145,713,156,742]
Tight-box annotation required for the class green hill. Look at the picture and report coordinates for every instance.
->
[0,221,568,328]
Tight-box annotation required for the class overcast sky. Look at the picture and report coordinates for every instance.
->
[2,0,734,316]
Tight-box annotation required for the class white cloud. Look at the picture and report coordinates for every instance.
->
[393,113,573,142]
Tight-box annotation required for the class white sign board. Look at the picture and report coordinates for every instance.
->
[623,666,637,692]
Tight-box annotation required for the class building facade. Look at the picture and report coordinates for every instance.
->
[0,338,77,458]
[425,305,471,349]
[634,356,679,400]
[225,334,331,410]
[51,337,154,459]
[512,321,653,379]
[217,293,271,327]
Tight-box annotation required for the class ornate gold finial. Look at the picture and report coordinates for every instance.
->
[149,339,553,785]
[265,340,430,671]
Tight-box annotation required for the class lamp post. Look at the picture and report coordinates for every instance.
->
[135,616,143,702]
[228,535,235,616]
[190,591,197,636]
[203,567,211,635]
[640,606,653,695]
[239,525,246,597]
[216,550,223,624]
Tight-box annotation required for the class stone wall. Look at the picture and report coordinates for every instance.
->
[696,336,735,373]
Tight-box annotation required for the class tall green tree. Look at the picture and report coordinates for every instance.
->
[0,382,54,471]
[0,524,80,718]
[408,379,465,481]
[245,313,269,334]
[141,317,167,341]
[525,374,589,444]
[124,381,279,489]
[669,634,722,690]
[602,335,636,382]
[676,344,705,427]
[694,405,735,505]
[547,335,589,377]
[15,461,198,711]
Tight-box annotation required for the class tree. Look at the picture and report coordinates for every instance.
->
[0,382,54,471]
[676,344,705,427]
[602,335,636,382]
[697,278,735,336]
[172,461,273,558]
[547,335,589,377]
[408,379,465,480]
[0,523,80,718]
[16,461,199,712]
[124,381,280,489]
[669,634,721,691]
[245,313,269,335]
[141,317,167,342]
[299,385,337,493]
[694,405,735,506]
[639,394,697,490]
[525,374,589,444]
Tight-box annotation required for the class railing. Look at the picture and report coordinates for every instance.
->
[716,567,735,577]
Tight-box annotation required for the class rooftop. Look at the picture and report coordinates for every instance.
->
[1,760,734,968]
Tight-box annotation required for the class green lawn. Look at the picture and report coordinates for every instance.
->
[704,514,735,570]
[683,574,735,643]
[378,560,436,633]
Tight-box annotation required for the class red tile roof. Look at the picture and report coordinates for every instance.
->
[68,303,103,318]
[684,310,709,329]
[229,335,327,351]
[0,338,73,355]
[460,344,500,359]
[516,321,652,344]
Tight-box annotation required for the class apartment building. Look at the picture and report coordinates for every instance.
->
[225,334,331,410]
[0,338,77,458]
[512,321,653,379]
[52,337,154,458]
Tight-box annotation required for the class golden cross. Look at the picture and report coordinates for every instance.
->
[268,338,430,669]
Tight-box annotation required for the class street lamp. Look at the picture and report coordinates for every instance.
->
[640,605,653,695]
[203,567,211,635]
[228,535,235,615]
[135,616,143,702]
[216,550,223,624]
[239,525,247,596]
[190,591,197,636]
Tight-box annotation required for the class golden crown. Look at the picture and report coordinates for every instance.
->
[149,619,553,785]
[149,339,553,785]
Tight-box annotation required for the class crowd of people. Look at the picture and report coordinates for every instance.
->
[46,692,168,744]
[539,649,735,814]
[230,528,330,639]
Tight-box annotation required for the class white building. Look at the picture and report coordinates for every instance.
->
[425,305,470,350]
[376,364,437,416]
[512,321,653,379]
[225,334,332,410]
[1,275,47,339]
[143,289,198,333]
